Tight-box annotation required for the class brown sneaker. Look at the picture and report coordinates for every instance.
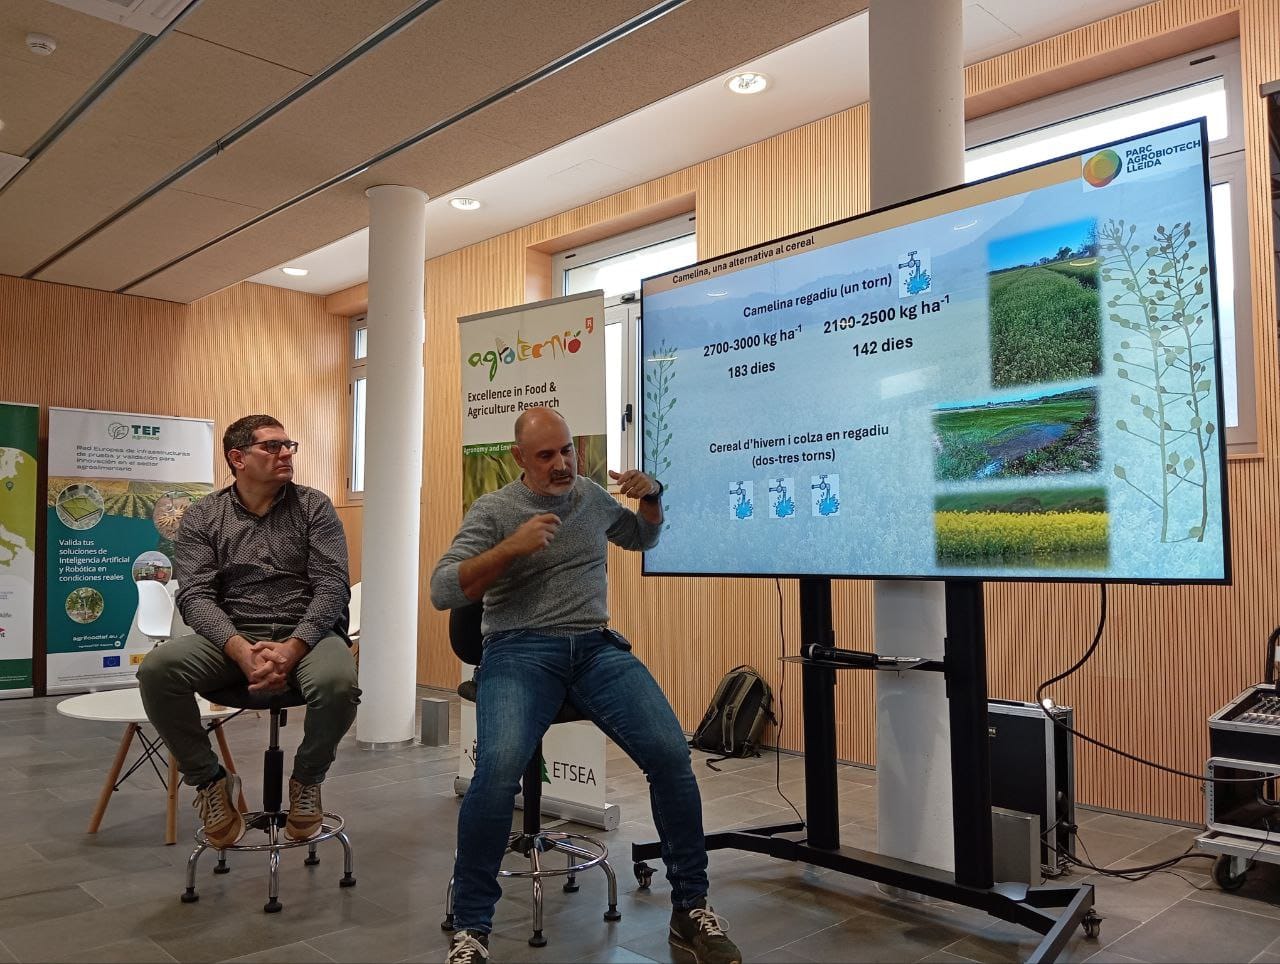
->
[669,901,741,964]
[194,772,244,849]
[286,777,323,840]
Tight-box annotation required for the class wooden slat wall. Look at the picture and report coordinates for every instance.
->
[0,276,351,505]
[409,0,1279,822]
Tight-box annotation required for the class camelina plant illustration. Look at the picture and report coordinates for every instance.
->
[644,340,676,521]
[1099,217,1214,543]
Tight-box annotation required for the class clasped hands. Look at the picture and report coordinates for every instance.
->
[227,636,308,693]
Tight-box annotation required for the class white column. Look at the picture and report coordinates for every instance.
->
[868,0,965,872]
[356,184,427,750]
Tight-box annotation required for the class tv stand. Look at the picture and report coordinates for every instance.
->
[632,577,1099,962]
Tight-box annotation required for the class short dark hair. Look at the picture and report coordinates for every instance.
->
[223,415,283,475]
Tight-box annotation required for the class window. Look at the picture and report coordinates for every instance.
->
[348,316,367,501]
[553,214,696,475]
[965,41,1255,450]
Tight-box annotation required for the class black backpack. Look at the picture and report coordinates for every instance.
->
[690,665,776,769]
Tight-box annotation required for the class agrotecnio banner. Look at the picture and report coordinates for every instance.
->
[457,290,606,512]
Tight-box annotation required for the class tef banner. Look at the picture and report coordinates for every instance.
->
[46,408,214,693]
[0,402,38,698]
[458,290,606,512]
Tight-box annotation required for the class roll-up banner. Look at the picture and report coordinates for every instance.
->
[0,402,39,698]
[458,290,608,510]
[46,408,214,693]
[453,291,619,828]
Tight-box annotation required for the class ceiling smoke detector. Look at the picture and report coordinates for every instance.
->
[26,33,57,55]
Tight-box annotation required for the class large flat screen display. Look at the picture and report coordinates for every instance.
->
[640,119,1229,583]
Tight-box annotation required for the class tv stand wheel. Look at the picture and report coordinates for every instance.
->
[1081,910,1102,939]
[633,862,655,889]
[1213,854,1250,891]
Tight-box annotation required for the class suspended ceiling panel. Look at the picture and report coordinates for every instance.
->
[0,124,193,274]
[0,32,305,277]
[0,0,140,155]
[126,186,372,302]
[37,0,667,292]
[37,188,263,290]
[6,0,870,303]
[0,0,429,277]
[115,122,537,301]
[175,0,419,76]
[129,0,870,303]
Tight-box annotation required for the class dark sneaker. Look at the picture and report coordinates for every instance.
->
[194,771,244,849]
[447,930,490,963]
[285,777,323,841]
[670,902,741,963]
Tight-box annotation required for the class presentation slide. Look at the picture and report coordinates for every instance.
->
[641,119,1229,583]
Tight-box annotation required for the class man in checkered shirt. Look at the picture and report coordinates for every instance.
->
[139,414,357,848]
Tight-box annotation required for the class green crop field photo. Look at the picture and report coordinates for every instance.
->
[933,387,1099,481]
[988,220,1102,387]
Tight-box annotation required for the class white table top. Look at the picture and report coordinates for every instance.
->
[56,687,237,724]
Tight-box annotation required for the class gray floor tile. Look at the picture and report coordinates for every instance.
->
[1106,899,1280,963]
[222,940,338,962]
[0,886,102,932]
[2,689,1270,963]
[777,908,975,963]
[58,937,179,963]
[1182,859,1280,920]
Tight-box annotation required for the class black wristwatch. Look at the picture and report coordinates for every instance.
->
[641,479,665,502]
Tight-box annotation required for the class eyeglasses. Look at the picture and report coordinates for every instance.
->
[246,439,299,455]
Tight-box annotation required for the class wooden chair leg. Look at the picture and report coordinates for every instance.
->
[89,723,138,834]
[166,753,179,845]
[213,723,249,813]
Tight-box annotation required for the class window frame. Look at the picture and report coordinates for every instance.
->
[346,314,367,504]
[603,295,642,477]
[964,40,1256,452]
[552,212,697,298]
[551,214,696,484]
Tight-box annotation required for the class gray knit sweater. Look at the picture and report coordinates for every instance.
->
[430,476,661,636]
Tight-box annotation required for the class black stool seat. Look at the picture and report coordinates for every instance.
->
[179,686,355,913]
[445,604,620,947]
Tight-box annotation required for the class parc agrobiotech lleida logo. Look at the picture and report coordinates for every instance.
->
[1082,148,1122,188]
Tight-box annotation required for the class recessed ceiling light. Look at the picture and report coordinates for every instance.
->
[726,71,769,95]
[281,266,308,277]
[450,197,482,211]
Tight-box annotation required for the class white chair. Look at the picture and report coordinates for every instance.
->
[136,578,175,646]
[348,581,361,643]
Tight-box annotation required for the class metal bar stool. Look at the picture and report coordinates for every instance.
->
[180,689,355,913]
[441,604,620,947]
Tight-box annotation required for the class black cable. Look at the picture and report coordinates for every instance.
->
[1036,583,1273,784]
[773,578,805,827]
[1044,821,1212,880]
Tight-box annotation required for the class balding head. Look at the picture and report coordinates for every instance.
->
[511,407,576,497]
[513,407,569,446]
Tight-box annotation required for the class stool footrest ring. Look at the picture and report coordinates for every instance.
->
[193,811,346,852]
[498,831,609,879]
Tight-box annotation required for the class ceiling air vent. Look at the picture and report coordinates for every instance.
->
[43,0,198,36]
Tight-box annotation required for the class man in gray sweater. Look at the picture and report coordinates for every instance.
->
[431,407,740,964]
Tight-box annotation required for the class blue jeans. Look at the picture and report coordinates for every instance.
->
[451,628,708,934]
